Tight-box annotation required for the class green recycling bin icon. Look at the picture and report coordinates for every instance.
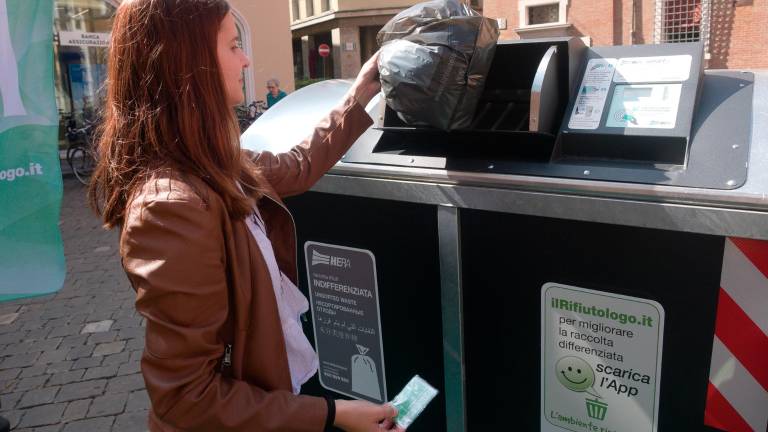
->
[586,398,609,420]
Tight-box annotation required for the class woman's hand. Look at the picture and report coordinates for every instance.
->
[347,51,382,108]
[334,399,406,432]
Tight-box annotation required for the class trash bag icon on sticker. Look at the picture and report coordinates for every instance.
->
[351,344,382,401]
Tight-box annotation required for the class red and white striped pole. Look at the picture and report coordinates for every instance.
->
[704,238,768,432]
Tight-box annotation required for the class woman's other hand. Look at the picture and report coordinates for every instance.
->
[347,51,382,108]
[334,399,406,432]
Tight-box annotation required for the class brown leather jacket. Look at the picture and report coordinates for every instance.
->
[120,96,373,431]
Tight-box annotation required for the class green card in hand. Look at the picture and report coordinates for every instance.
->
[390,375,439,428]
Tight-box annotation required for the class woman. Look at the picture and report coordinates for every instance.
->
[266,78,287,108]
[89,1,401,431]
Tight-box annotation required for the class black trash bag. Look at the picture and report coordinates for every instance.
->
[377,0,499,130]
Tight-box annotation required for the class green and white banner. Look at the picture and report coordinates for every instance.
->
[0,0,65,301]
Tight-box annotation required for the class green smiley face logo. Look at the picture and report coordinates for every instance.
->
[555,356,595,392]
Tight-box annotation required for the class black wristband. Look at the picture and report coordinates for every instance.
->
[323,395,336,431]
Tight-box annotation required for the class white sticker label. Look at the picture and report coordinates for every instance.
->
[614,55,692,83]
[58,31,111,48]
[541,283,665,432]
[305,242,387,403]
[568,58,617,130]
[606,84,682,129]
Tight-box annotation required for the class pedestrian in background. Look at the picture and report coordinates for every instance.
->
[266,77,288,108]
[88,0,399,431]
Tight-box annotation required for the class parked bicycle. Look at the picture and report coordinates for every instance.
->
[235,100,267,133]
[65,116,98,185]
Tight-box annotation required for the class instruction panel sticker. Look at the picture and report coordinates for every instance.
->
[541,283,665,432]
[614,55,692,83]
[606,84,682,129]
[305,241,387,403]
[568,58,617,130]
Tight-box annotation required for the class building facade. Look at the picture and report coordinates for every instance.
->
[289,0,484,81]
[482,0,768,69]
[52,0,293,135]
[230,0,295,97]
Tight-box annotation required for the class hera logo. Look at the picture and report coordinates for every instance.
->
[312,250,351,268]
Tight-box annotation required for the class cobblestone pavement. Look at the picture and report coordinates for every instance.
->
[0,178,149,431]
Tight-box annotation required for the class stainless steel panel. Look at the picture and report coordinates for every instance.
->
[529,45,559,133]
[312,175,768,240]
[437,205,466,432]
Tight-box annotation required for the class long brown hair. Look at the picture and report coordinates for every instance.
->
[89,0,262,228]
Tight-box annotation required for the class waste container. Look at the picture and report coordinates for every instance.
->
[242,37,768,432]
